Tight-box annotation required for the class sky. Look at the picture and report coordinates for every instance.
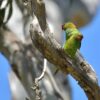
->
[0,5,100,100]
[0,54,11,100]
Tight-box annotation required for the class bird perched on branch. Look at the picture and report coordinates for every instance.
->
[62,22,83,58]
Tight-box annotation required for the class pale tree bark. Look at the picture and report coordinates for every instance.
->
[28,0,100,100]
[0,0,72,100]
[0,0,100,100]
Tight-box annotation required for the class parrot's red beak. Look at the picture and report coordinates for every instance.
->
[76,35,83,41]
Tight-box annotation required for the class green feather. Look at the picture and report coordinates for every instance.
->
[63,22,83,58]
[65,28,79,40]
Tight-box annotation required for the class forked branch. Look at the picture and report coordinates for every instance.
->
[27,0,100,100]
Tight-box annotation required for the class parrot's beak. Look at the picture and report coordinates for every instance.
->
[76,35,83,41]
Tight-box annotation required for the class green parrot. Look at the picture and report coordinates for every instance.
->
[62,22,83,58]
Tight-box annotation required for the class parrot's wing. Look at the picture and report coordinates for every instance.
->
[66,32,73,40]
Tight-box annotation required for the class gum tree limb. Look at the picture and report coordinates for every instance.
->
[29,0,100,100]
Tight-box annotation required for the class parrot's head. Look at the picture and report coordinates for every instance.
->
[62,22,76,30]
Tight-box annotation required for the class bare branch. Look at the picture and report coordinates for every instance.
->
[29,0,100,100]
[0,1,72,100]
[30,18,100,100]
[31,58,47,100]
[31,0,47,32]
[0,27,36,100]
[35,58,47,81]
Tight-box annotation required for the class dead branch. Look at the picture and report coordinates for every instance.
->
[0,1,72,100]
[0,27,37,99]
[29,0,100,100]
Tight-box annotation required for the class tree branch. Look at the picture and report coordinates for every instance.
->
[0,1,72,100]
[29,0,100,100]
[0,27,37,100]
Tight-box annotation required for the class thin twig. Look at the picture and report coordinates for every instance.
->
[31,58,47,100]
[35,58,47,81]
[29,0,100,100]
